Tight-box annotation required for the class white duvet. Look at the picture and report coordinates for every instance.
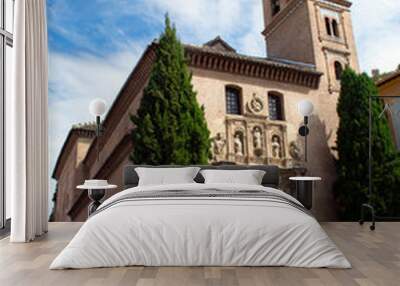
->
[50,183,350,269]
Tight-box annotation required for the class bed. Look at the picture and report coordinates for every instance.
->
[50,165,350,269]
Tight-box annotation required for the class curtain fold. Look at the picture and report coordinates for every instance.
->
[9,0,48,242]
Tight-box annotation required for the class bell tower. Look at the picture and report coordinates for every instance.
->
[262,0,359,93]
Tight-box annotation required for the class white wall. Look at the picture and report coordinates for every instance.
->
[5,43,13,219]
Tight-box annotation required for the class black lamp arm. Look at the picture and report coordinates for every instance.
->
[297,116,310,163]
[96,116,102,137]
[304,116,309,126]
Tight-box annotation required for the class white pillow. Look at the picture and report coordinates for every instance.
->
[200,169,266,185]
[135,167,200,186]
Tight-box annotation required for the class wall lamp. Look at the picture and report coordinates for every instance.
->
[297,100,314,162]
[89,99,107,161]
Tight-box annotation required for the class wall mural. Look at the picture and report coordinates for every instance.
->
[46,0,370,223]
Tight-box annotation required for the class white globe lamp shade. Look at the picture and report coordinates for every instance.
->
[297,100,314,117]
[89,99,107,117]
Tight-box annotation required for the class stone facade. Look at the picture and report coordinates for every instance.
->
[51,0,359,222]
[51,124,96,221]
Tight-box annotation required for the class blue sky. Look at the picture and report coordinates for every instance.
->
[47,0,400,205]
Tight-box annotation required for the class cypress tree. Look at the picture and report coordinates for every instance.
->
[130,15,211,165]
[334,68,400,220]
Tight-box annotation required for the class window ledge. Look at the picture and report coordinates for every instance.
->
[320,35,345,45]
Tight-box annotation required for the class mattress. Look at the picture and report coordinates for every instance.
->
[50,183,350,269]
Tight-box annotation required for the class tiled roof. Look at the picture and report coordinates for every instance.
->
[71,122,97,133]
[203,36,237,53]
[377,70,400,87]
[52,122,96,179]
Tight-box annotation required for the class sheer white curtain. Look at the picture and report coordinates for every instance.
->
[8,0,48,242]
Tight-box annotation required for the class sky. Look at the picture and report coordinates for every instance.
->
[47,0,400,207]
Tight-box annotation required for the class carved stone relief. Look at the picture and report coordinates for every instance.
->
[271,135,282,159]
[234,132,244,156]
[287,140,303,168]
[223,116,289,167]
[211,133,226,161]
[289,141,301,161]
[252,126,263,157]
[247,93,264,115]
[265,124,288,167]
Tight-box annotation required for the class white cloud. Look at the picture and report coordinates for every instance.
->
[352,0,400,73]
[48,42,144,200]
[236,0,265,56]
[130,0,266,56]
[144,0,242,35]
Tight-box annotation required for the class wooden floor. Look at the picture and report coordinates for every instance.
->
[0,222,399,286]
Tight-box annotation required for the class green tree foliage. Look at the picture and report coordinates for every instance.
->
[130,15,211,165]
[334,68,400,220]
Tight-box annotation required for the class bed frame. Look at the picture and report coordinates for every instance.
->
[123,165,280,189]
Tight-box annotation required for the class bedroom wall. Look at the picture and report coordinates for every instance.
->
[54,61,339,221]
[51,0,361,222]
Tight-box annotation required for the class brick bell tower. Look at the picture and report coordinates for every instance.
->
[262,0,359,93]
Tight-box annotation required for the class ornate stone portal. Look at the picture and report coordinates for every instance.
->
[210,115,291,167]
[208,90,305,167]
[208,91,296,167]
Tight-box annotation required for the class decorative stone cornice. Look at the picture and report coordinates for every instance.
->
[185,44,322,89]
[320,0,352,8]
[322,46,351,56]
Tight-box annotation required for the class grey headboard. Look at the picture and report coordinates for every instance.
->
[123,165,280,189]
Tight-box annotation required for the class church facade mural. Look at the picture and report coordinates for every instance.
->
[51,0,359,222]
